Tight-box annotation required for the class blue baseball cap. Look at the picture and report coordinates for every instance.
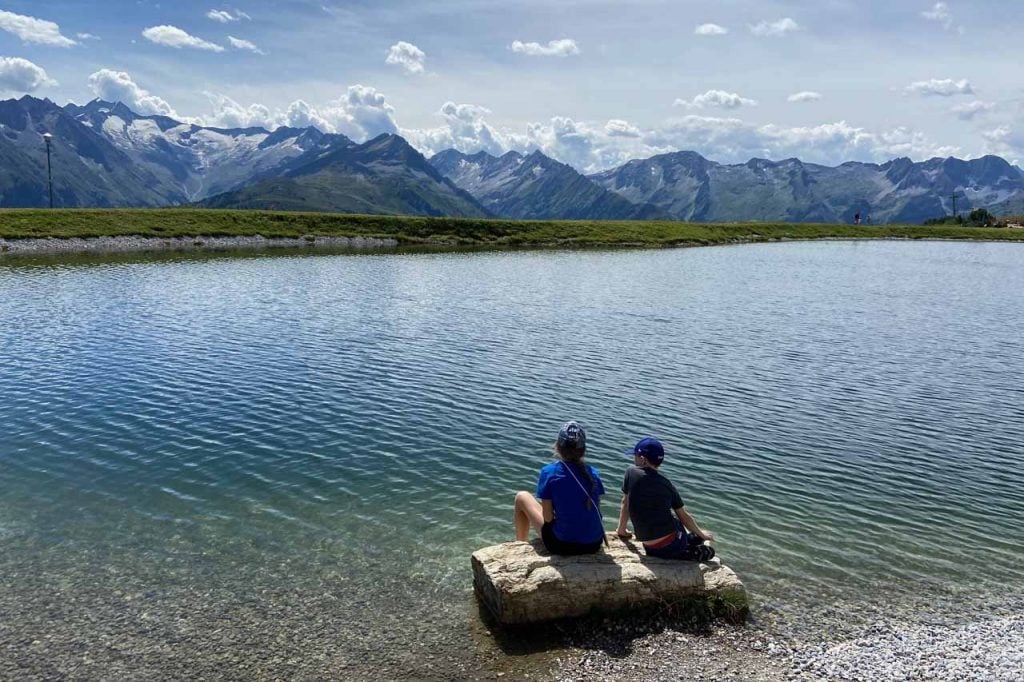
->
[625,437,665,464]
[557,421,586,450]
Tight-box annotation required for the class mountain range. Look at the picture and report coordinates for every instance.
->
[2,95,1023,224]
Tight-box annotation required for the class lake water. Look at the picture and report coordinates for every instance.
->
[2,241,1023,678]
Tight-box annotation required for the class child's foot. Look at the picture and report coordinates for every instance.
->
[692,544,715,562]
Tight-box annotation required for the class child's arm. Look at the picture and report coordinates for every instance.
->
[542,499,554,524]
[615,495,632,538]
[674,506,715,541]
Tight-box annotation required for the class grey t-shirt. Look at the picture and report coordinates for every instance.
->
[621,465,684,541]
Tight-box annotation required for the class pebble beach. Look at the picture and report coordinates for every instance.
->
[554,613,1024,681]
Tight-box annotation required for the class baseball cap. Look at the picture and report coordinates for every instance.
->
[557,421,586,450]
[625,437,664,465]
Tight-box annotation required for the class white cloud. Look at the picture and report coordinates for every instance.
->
[404,101,506,157]
[0,57,57,93]
[788,91,822,103]
[649,116,956,168]
[694,23,728,36]
[952,100,994,121]
[385,41,426,75]
[184,86,970,173]
[903,78,973,97]
[76,33,101,41]
[922,2,953,29]
[279,99,335,132]
[605,119,642,138]
[674,89,757,110]
[510,39,580,57]
[198,85,400,140]
[327,85,400,139]
[203,93,275,129]
[228,36,264,54]
[87,69,180,118]
[448,114,957,174]
[749,18,800,37]
[0,10,77,47]
[142,25,224,52]
[982,126,1024,165]
[266,86,400,140]
[207,9,250,23]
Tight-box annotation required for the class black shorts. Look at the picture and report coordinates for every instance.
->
[541,521,602,556]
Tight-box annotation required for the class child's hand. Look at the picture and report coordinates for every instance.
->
[616,529,633,540]
[701,531,716,542]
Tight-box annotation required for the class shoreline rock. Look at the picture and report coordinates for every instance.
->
[472,535,748,626]
[0,234,398,256]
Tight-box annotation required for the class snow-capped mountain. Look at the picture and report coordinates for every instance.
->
[430,149,669,220]
[65,99,352,202]
[4,95,1024,223]
[0,96,175,207]
[200,134,491,217]
[589,152,1024,223]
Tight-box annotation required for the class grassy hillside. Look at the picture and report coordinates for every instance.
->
[2,208,1024,248]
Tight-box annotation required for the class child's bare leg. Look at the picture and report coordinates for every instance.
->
[514,491,544,541]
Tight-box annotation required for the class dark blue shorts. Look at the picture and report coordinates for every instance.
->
[643,520,715,561]
[541,521,602,556]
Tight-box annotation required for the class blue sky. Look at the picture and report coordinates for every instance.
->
[1,0,1022,171]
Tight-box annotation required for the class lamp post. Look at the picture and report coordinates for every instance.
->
[42,132,54,209]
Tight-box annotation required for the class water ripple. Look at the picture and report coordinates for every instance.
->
[2,241,1023,629]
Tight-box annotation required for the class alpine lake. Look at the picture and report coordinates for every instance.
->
[2,240,1022,678]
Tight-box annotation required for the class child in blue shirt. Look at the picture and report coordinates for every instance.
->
[514,421,606,555]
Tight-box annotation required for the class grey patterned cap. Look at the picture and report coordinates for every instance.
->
[557,420,586,450]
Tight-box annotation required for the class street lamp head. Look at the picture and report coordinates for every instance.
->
[42,132,53,141]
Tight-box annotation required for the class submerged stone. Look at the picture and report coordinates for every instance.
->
[471,534,748,626]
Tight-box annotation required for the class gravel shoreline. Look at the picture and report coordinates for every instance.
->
[0,234,398,255]
[549,613,1024,681]
[3,234,1021,259]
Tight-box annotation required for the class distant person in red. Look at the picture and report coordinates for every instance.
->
[854,212,861,225]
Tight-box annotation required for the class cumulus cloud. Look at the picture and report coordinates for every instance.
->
[404,101,506,157]
[903,78,973,97]
[694,23,728,36]
[142,25,224,52]
[76,33,101,41]
[87,69,179,118]
[277,99,333,132]
[0,57,57,93]
[982,126,1024,165]
[788,91,822,103]
[749,18,800,37]
[649,116,957,168]
[149,82,968,174]
[952,100,994,121]
[228,36,264,54]
[674,90,757,110]
[328,85,400,139]
[207,9,250,23]
[510,39,580,57]
[0,10,77,47]
[385,41,425,74]
[462,114,957,173]
[203,93,274,129]
[199,85,400,139]
[605,119,642,138]
[375,95,961,173]
[922,2,953,29]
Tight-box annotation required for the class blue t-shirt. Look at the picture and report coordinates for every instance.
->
[536,460,606,544]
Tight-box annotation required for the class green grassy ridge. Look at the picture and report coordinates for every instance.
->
[2,208,1023,246]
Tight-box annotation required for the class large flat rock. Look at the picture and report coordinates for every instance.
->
[472,534,747,626]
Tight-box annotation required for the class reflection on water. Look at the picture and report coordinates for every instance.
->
[2,240,1023,675]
